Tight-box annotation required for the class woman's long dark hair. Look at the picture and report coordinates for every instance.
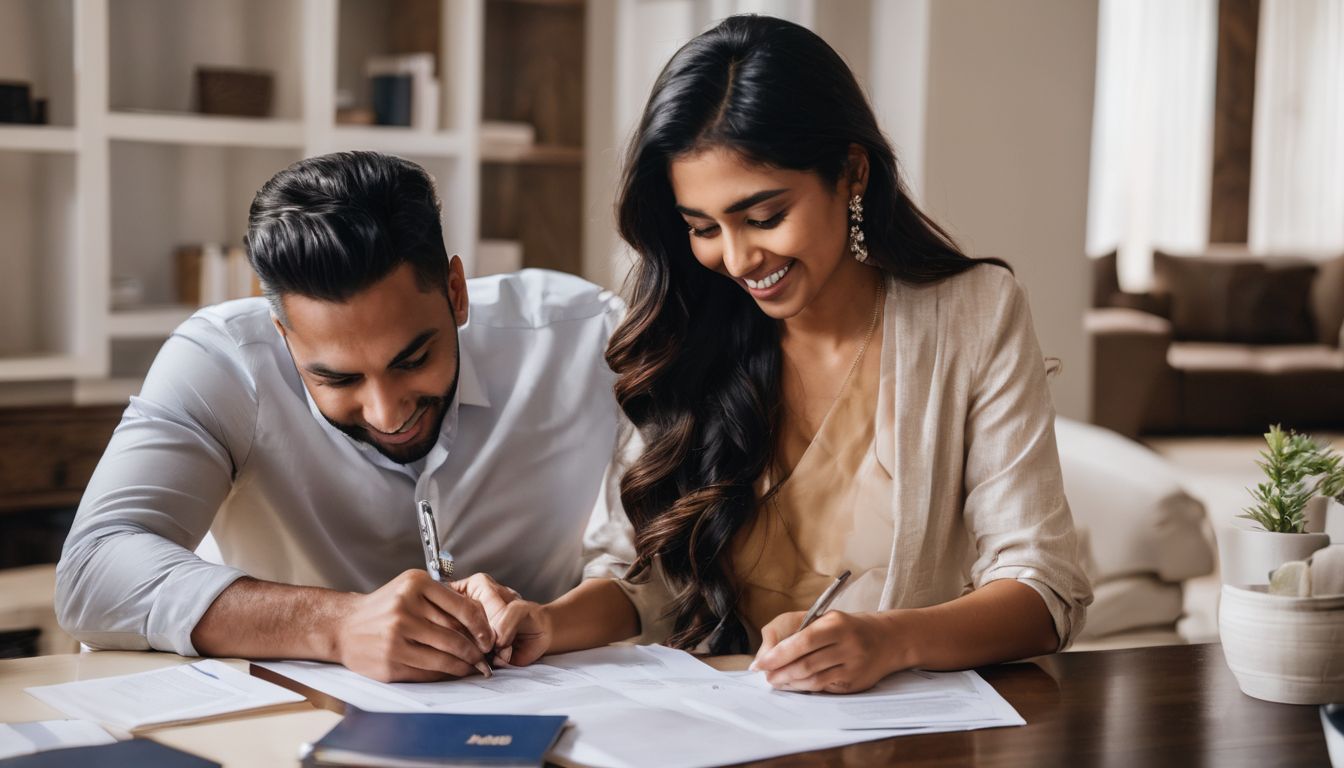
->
[608,14,1007,653]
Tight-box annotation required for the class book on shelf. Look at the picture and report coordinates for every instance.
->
[177,244,262,307]
[367,54,439,132]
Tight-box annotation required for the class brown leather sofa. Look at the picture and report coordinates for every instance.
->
[1088,249,1344,437]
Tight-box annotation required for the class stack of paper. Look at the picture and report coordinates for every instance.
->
[260,645,1024,768]
[25,660,306,735]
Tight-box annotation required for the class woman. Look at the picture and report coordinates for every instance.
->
[487,14,1091,694]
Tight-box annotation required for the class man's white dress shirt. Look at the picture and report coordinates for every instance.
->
[56,270,624,656]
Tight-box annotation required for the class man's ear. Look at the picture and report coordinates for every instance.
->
[845,143,870,198]
[446,255,469,326]
[271,313,288,338]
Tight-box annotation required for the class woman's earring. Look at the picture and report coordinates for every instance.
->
[848,195,869,263]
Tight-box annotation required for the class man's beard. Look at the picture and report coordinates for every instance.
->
[325,354,460,465]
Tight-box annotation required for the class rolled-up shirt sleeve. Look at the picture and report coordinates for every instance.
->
[962,276,1093,649]
[55,315,258,655]
[580,417,677,644]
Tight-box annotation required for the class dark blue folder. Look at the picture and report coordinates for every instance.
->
[305,709,568,767]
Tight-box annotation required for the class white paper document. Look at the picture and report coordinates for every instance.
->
[25,659,306,734]
[260,645,1024,768]
[0,721,115,760]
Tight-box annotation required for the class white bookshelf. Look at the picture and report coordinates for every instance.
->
[0,126,78,153]
[105,113,307,149]
[0,0,509,406]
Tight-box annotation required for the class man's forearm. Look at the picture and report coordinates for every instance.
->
[191,577,356,661]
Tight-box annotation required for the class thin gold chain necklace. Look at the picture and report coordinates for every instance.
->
[768,274,885,490]
[835,274,885,397]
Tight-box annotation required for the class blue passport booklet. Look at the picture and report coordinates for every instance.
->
[304,709,568,767]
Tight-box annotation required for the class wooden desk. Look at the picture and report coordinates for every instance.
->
[0,652,340,766]
[766,643,1331,768]
[0,644,1331,767]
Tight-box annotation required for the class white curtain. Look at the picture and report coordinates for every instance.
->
[1248,0,1344,254]
[1086,0,1219,291]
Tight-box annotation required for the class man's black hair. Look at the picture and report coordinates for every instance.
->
[245,151,450,323]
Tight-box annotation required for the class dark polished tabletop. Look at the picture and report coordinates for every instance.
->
[742,643,1331,767]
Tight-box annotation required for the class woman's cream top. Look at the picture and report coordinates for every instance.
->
[581,265,1093,650]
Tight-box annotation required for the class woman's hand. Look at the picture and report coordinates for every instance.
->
[488,599,555,667]
[751,610,910,694]
[449,572,521,622]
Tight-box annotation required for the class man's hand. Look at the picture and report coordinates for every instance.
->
[335,569,497,682]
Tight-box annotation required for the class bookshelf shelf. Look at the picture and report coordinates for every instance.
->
[0,356,86,382]
[106,113,306,149]
[323,126,466,158]
[0,126,78,154]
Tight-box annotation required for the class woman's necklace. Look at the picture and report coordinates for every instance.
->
[768,274,885,489]
[835,274,885,398]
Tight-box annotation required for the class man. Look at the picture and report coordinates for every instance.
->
[56,152,624,682]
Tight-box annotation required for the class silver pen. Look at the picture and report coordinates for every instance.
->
[416,500,455,582]
[795,569,852,635]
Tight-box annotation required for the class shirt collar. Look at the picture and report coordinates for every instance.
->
[455,336,490,409]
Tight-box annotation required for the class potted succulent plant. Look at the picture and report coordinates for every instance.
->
[1218,425,1338,586]
[1218,425,1344,705]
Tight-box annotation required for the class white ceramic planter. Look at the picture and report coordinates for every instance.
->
[1220,584,1344,704]
[1216,525,1331,586]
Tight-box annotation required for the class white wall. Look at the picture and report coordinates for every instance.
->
[583,2,1099,420]
[920,0,1099,420]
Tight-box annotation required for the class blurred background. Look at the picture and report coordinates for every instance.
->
[0,0,1340,657]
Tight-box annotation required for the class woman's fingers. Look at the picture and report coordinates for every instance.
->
[764,644,845,689]
[752,611,806,669]
[755,614,840,672]
[784,661,862,693]
[491,600,536,651]
[451,573,518,621]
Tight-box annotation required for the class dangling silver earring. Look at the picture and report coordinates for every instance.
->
[848,194,869,263]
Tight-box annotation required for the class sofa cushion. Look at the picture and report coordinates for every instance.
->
[1078,576,1185,639]
[1055,417,1214,583]
[1311,255,1344,347]
[1168,342,1344,373]
[1152,252,1318,344]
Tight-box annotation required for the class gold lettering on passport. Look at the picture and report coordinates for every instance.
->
[466,734,514,746]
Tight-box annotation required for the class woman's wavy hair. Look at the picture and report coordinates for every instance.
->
[608,14,1008,653]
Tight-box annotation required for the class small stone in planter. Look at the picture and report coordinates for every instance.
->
[1269,546,1344,597]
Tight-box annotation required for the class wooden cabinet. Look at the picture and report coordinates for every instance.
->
[0,405,121,568]
[0,405,122,514]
